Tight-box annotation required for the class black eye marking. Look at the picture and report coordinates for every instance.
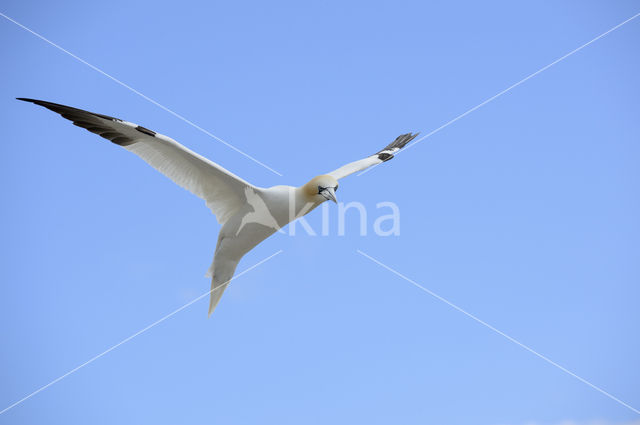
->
[334,185,338,192]
[318,185,326,194]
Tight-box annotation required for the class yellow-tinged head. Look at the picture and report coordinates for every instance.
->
[302,175,339,204]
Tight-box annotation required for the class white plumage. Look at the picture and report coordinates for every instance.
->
[19,98,417,315]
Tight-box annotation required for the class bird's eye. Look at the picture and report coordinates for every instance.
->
[334,185,338,192]
[317,185,325,194]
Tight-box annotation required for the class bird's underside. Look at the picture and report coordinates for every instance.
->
[18,98,418,315]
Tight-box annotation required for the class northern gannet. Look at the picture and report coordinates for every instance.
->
[18,98,418,315]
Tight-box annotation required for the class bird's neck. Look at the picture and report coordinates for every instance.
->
[290,186,322,218]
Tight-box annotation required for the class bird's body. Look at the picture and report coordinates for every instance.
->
[206,184,325,312]
[19,98,417,315]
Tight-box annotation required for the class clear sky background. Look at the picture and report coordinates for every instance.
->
[1,1,639,424]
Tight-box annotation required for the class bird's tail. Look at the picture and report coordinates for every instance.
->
[207,260,239,317]
[208,278,228,317]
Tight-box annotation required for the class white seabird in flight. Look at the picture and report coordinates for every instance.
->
[18,98,418,315]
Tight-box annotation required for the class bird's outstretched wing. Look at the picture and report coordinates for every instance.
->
[327,132,419,180]
[18,98,256,224]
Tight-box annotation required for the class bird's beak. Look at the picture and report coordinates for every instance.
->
[321,187,337,203]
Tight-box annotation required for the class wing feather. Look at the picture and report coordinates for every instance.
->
[328,132,419,180]
[19,98,255,224]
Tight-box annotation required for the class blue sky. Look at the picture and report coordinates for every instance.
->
[1,1,639,424]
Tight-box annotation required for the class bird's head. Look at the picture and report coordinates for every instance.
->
[302,175,339,204]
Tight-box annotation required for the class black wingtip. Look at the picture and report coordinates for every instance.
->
[379,132,420,152]
[17,98,49,107]
[16,98,122,122]
[399,132,420,148]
